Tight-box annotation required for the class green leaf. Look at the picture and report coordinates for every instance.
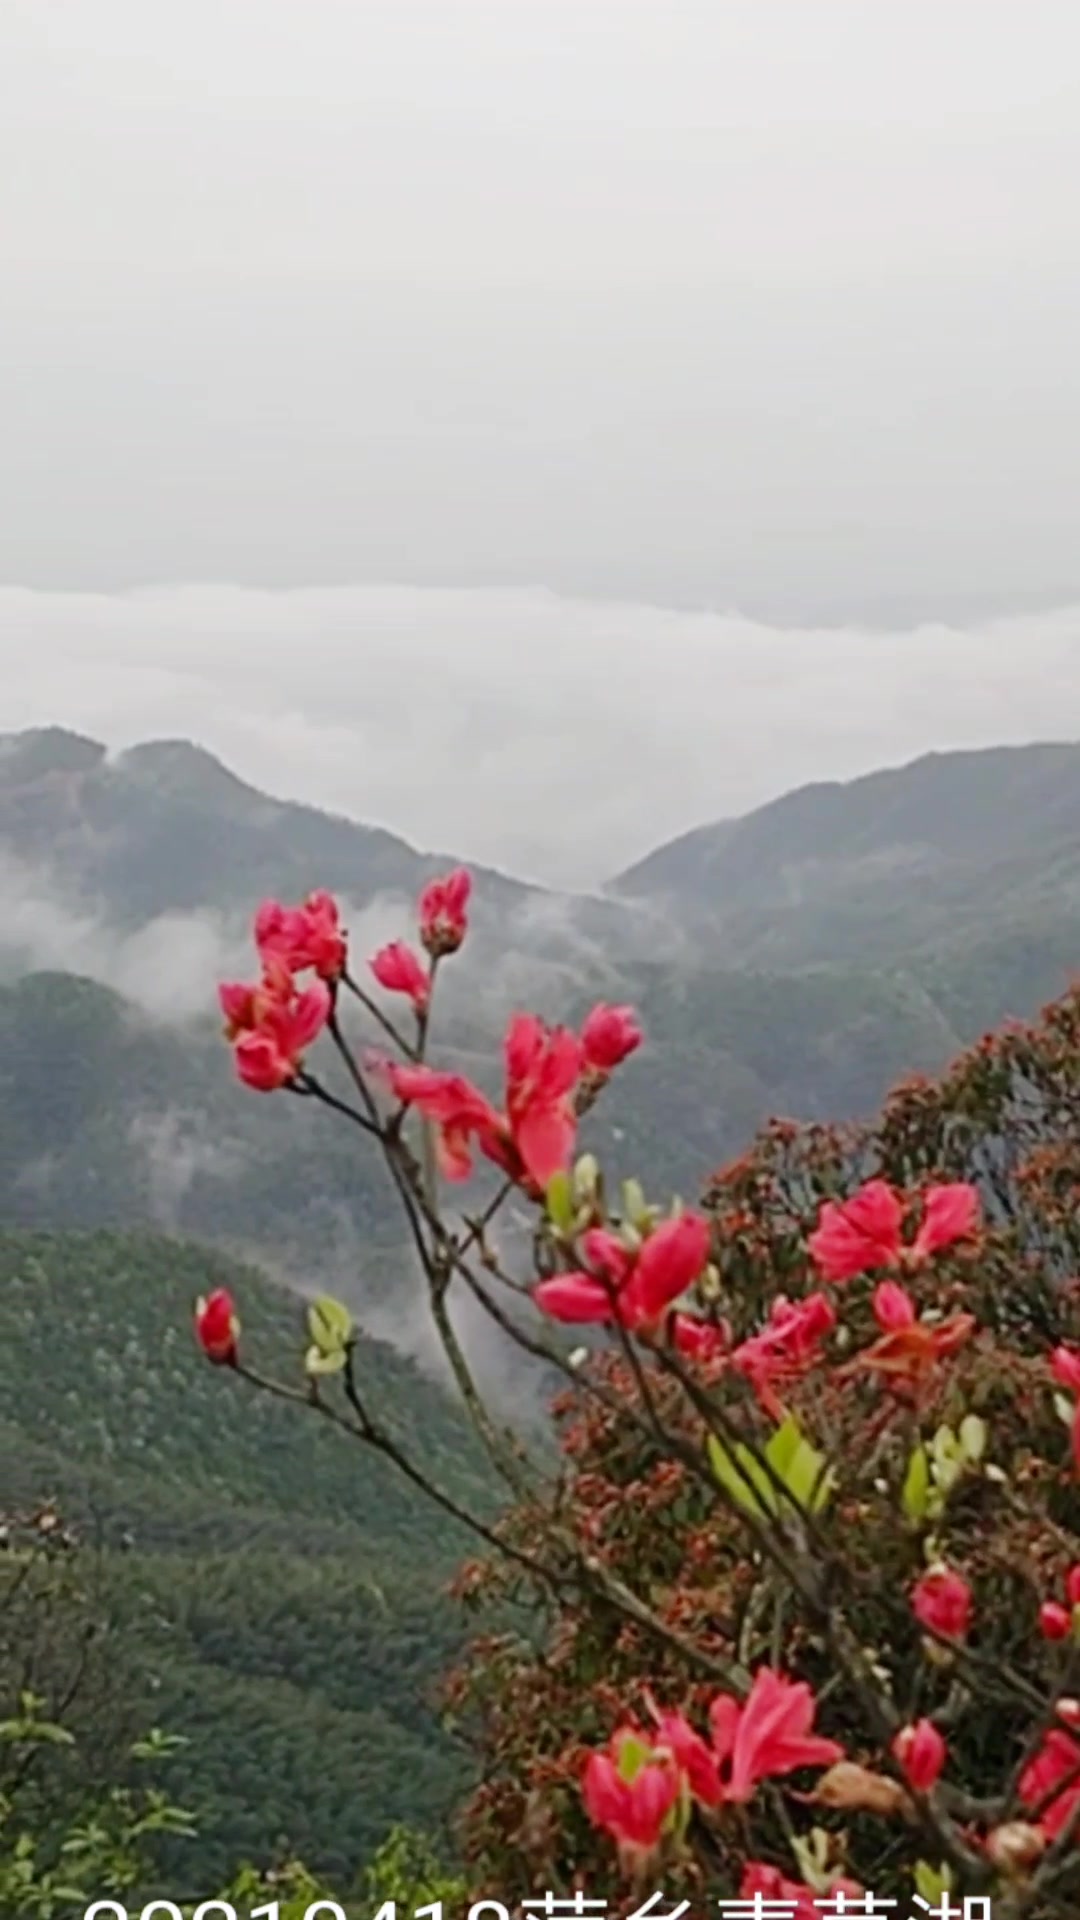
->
[305,1345,347,1377]
[615,1734,652,1783]
[1055,1392,1076,1428]
[765,1413,836,1514]
[707,1432,774,1520]
[708,1415,835,1520]
[914,1861,953,1904]
[959,1413,987,1463]
[545,1170,573,1234]
[307,1294,353,1355]
[901,1444,931,1522]
[767,1411,802,1482]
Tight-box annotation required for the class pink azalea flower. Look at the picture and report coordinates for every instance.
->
[255,891,347,981]
[388,1066,501,1181]
[709,1667,843,1804]
[581,1735,678,1863]
[528,1272,616,1323]
[418,868,471,957]
[848,1291,975,1392]
[389,1013,581,1189]
[808,1178,978,1284]
[502,1013,582,1190]
[911,1567,973,1642]
[740,1863,862,1920]
[580,1003,643,1073]
[533,1214,711,1336]
[730,1292,836,1416]
[620,1214,712,1325]
[872,1280,916,1331]
[369,940,431,1012]
[232,977,331,1091]
[808,1178,903,1282]
[670,1313,730,1362]
[650,1709,722,1807]
[911,1182,980,1260]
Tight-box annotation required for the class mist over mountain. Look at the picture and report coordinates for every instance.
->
[2,723,1077,1317]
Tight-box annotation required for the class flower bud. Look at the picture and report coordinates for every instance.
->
[892,1720,946,1792]
[985,1822,1046,1875]
[1040,1600,1072,1641]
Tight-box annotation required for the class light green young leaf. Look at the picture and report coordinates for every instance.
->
[707,1433,774,1520]
[959,1413,987,1463]
[545,1170,574,1234]
[621,1178,648,1227]
[789,1829,834,1895]
[615,1734,652,1783]
[305,1345,347,1377]
[572,1153,600,1203]
[708,1415,835,1520]
[914,1861,953,1904]
[901,1444,931,1522]
[307,1294,353,1355]
[930,1426,964,1494]
[765,1413,836,1514]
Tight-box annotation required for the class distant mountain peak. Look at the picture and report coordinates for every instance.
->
[0,725,106,778]
[112,737,266,805]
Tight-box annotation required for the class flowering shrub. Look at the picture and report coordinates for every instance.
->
[204,873,1080,1915]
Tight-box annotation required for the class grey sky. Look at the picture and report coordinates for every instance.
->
[1,1,1078,615]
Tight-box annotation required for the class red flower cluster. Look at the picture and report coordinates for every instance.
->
[218,891,347,1089]
[369,867,472,1011]
[533,1214,713,1340]
[1019,1698,1080,1839]
[219,955,330,1091]
[391,1013,582,1190]
[809,1178,978,1284]
[390,1001,642,1194]
[254,890,347,981]
[582,1667,842,1863]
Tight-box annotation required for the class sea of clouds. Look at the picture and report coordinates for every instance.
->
[3,582,1079,889]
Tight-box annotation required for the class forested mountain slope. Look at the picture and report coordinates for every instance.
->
[0,1227,491,1883]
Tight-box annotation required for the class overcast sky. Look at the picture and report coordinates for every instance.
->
[0,1,1078,615]
[2,4,1079,883]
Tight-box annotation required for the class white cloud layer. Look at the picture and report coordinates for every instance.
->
[2,583,1079,888]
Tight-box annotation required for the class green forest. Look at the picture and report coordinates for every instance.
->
[0,1228,496,1886]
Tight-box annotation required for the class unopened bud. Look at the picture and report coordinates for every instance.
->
[985,1822,1046,1875]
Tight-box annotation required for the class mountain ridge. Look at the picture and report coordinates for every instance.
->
[612,740,1080,901]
